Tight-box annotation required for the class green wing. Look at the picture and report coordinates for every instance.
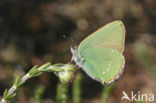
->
[79,48,125,84]
[77,20,125,84]
[78,20,125,53]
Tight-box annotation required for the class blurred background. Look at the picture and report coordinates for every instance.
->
[0,0,156,103]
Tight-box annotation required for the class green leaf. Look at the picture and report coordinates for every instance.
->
[13,76,20,87]
[28,65,38,75]
[38,62,51,71]
[5,93,16,100]
[3,89,8,97]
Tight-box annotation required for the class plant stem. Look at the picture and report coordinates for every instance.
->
[56,82,68,103]
[34,85,45,103]
[72,74,82,103]
[0,63,75,103]
[100,83,114,103]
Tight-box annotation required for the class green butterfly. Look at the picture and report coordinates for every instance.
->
[71,20,125,85]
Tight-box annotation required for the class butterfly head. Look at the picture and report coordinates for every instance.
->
[71,46,84,68]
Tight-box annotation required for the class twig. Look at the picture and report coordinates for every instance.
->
[0,63,75,103]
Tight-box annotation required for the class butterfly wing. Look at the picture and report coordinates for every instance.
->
[79,48,125,84]
[78,20,125,53]
[77,20,125,84]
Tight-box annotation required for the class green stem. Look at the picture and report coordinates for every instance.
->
[0,63,75,103]
[72,74,82,103]
[34,85,45,103]
[100,83,114,103]
[56,82,68,103]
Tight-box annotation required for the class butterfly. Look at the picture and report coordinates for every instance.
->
[71,20,125,85]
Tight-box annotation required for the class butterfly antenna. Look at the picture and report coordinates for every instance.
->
[70,37,76,47]
[62,35,76,47]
